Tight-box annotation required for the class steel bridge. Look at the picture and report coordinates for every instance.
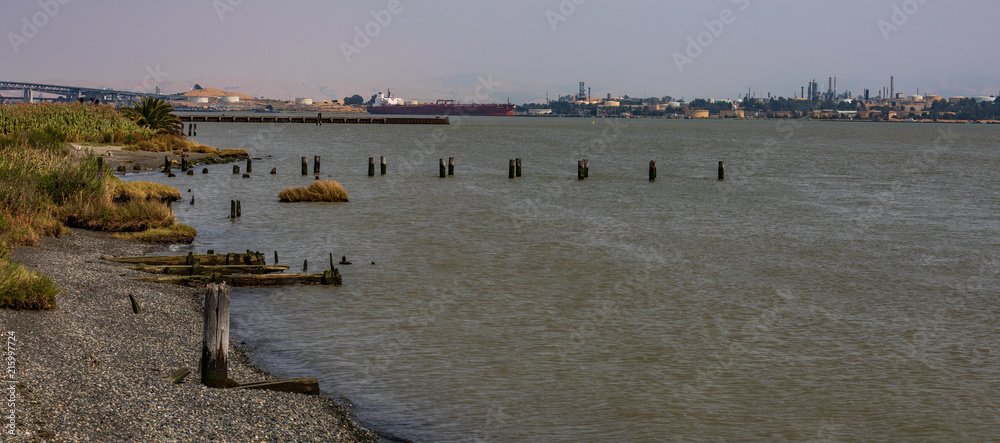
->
[0,81,169,104]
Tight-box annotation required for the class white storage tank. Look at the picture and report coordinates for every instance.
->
[295,98,313,105]
[188,97,209,103]
[220,96,240,103]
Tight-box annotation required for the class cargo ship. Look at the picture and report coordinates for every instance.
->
[366,90,514,116]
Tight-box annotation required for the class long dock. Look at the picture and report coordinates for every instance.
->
[177,115,448,124]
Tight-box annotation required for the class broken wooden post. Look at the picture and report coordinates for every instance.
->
[201,283,233,388]
[232,164,240,174]
[164,155,170,174]
[301,157,308,176]
[368,157,375,176]
[236,200,241,218]
[578,160,585,180]
[302,259,308,272]
[718,161,724,180]
[316,112,322,126]
[187,170,194,176]
[274,251,278,264]
[448,157,455,176]
[246,157,252,173]
[270,167,276,175]
[230,200,236,219]
[440,158,446,178]
[187,124,192,137]
[516,158,522,177]
[314,156,320,174]
[649,160,656,182]
[193,123,197,137]
[181,154,188,172]
[583,159,589,178]
[202,167,208,174]
[509,159,515,179]
[381,156,387,175]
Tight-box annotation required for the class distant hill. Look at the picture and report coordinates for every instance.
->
[181,88,255,100]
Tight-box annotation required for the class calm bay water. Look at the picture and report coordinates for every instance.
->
[130,117,999,441]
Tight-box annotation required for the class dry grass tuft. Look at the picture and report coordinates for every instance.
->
[113,223,196,243]
[278,180,349,203]
[112,180,182,204]
[0,259,58,310]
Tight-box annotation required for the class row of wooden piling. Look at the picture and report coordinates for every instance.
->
[167,156,727,181]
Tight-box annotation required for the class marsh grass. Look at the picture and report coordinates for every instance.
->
[0,105,198,309]
[278,180,349,202]
[113,223,196,243]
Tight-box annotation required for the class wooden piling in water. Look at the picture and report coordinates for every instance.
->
[230,200,236,219]
[301,157,308,176]
[649,160,656,181]
[181,155,188,172]
[187,124,192,137]
[316,113,322,126]
[718,161,724,180]
[246,157,252,173]
[236,200,241,218]
[232,165,240,174]
[516,158,522,177]
[164,155,170,174]
[368,157,375,176]
[509,159,515,179]
[578,160,585,180]
[202,167,208,174]
[583,159,589,178]
[440,159,446,178]
[303,259,308,272]
[380,156,387,175]
[193,123,197,137]
[274,251,278,265]
[187,170,194,176]
[270,167,276,175]
[201,283,232,388]
[314,156,320,174]
[448,157,455,176]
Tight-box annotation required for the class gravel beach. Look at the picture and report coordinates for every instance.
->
[1,230,376,442]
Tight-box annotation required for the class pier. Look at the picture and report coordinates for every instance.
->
[177,115,448,125]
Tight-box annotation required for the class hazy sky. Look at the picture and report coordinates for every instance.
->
[3,0,999,103]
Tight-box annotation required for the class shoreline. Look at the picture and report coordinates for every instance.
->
[1,229,376,441]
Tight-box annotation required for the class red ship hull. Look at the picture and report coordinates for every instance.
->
[367,103,514,116]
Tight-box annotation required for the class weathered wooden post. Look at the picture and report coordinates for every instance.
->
[583,159,589,178]
[329,253,335,270]
[232,164,240,174]
[246,157,252,173]
[649,160,656,181]
[578,160,585,180]
[181,154,188,171]
[516,158,522,177]
[193,123,197,137]
[190,195,195,205]
[316,112,322,126]
[439,158,446,178]
[201,283,232,388]
[187,124,192,137]
[303,259,308,272]
[270,167,276,175]
[718,161,724,180]
[97,157,104,178]
[380,156,387,175]
[236,200,241,218]
[274,251,278,265]
[301,157,308,176]
[368,157,375,176]
[314,156,320,174]
[509,159,515,179]
[164,155,170,174]
[448,157,455,176]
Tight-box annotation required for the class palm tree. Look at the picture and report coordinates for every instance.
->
[122,97,183,136]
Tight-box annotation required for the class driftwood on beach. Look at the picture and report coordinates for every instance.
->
[128,264,289,275]
[108,251,267,266]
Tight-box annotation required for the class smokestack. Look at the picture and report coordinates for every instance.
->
[890,76,894,99]
[829,77,833,95]
[801,86,804,99]
[834,76,837,98]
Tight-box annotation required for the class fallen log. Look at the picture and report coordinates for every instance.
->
[107,252,266,266]
[230,377,320,396]
[131,272,330,287]
[129,264,289,275]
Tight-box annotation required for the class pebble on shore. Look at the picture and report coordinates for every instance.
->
[1,230,376,442]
